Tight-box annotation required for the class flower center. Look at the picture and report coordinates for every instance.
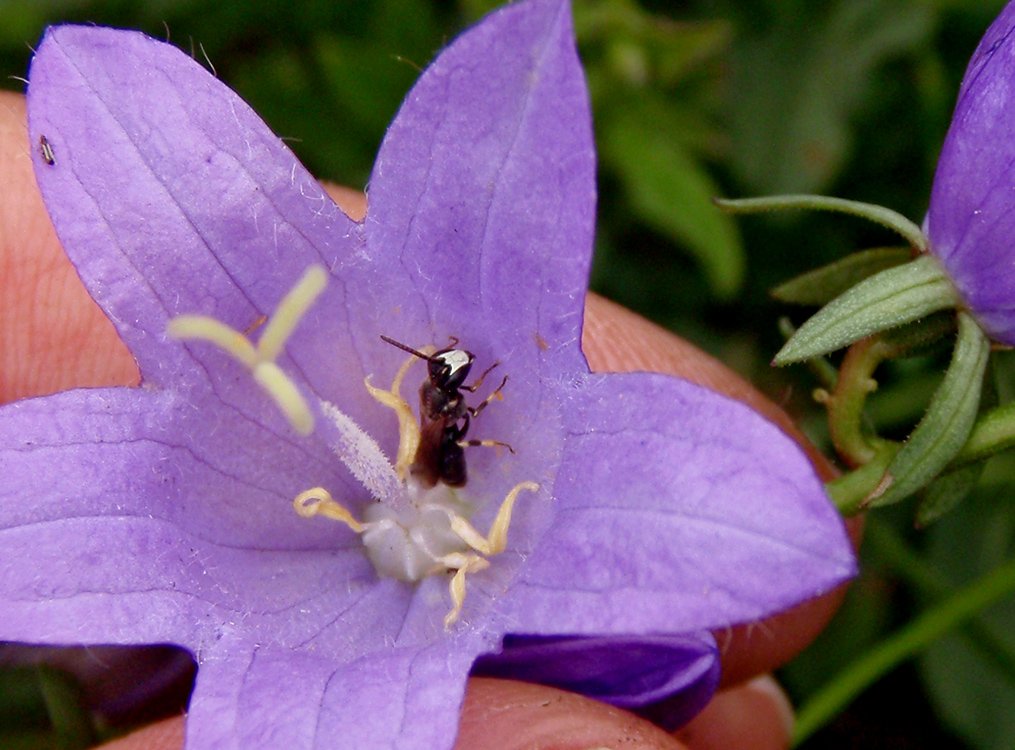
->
[167,265,538,628]
[294,349,537,628]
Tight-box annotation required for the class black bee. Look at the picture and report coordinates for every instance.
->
[380,335,511,487]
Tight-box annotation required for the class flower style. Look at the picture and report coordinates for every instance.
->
[0,1,855,747]
[926,0,1015,345]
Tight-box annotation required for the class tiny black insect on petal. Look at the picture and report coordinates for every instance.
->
[39,135,56,166]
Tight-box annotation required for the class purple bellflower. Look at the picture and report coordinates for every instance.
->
[926,0,1015,345]
[1,1,854,747]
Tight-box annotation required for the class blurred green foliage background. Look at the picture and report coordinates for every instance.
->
[2,0,1015,748]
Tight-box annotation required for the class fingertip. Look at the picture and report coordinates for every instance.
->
[674,676,793,750]
[456,678,687,750]
[0,90,138,403]
[95,715,185,750]
[322,182,367,222]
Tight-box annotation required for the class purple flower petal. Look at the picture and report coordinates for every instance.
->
[0,389,396,649]
[926,1,1015,344]
[474,632,719,729]
[188,639,479,750]
[1,1,857,747]
[26,23,380,429]
[366,0,595,375]
[495,372,856,635]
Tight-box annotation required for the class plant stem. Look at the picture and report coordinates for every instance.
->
[792,551,1015,745]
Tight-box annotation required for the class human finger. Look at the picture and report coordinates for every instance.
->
[673,676,794,750]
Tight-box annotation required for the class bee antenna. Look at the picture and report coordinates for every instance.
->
[380,334,435,362]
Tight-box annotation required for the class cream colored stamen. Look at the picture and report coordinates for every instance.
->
[293,487,364,533]
[440,553,490,628]
[448,481,539,556]
[439,480,538,626]
[167,265,328,435]
[363,347,433,479]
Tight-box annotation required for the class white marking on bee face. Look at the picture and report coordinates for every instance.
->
[437,349,472,377]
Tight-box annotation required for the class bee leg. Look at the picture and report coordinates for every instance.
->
[460,361,501,393]
[458,438,515,454]
[466,374,509,416]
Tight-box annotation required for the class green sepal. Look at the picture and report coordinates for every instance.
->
[954,400,1015,467]
[826,443,899,516]
[772,246,912,306]
[774,255,958,365]
[777,317,838,389]
[867,312,990,508]
[915,462,985,527]
[877,310,956,358]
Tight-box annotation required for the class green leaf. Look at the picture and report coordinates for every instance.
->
[920,487,1015,750]
[600,112,744,298]
[36,666,94,750]
[916,462,985,527]
[728,0,934,193]
[795,529,1015,744]
[774,255,957,365]
[869,312,990,508]
[574,0,730,85]
[773,246,912,305]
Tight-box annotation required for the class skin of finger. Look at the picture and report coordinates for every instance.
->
[456,678,688,750]
[674,676,793,750]
[3,93,827,747]
[0,92,139,403]
[90,679,795,750]
[96,715,185,750]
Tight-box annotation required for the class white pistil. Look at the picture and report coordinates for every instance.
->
[257,266,327,360]
[167,265,328,435]
[318,400,401,503]
[294,346,539,629]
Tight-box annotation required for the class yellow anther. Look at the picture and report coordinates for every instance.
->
[293,487,365,534]
[393,345,433,392]
[258,265,328,361]
[253,361,313,436]
[297,345,539,632]
[449,481,539,556]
